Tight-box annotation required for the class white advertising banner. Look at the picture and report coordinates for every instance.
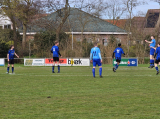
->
[24,59,45,66]
[0,59,5,66]
[24,58,90,66]
[67,58,90,66]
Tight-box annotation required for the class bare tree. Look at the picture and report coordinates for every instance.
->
[123,0,146,57]
[105,0,126,25]
[150,0,160,42]
[1,0,20,51]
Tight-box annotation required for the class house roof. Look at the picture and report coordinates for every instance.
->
[104,19,127,29]
[132,17,145,30]
[18,8,126,34]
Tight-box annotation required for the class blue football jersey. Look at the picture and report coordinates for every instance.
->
[156,47,160,60]
[90,47,102,60]
[113,47,124,58]
[51,46,59,57]
[8,49,15,59]
[150,39,156,47]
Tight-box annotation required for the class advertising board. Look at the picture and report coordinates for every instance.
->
[113,58,138,66]
[24,59,45,66]
[0,59,5,66]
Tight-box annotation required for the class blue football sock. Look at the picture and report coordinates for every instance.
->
[116,65,119,69]
[99,67,102,76]
[12,67,14,73]
[58,65,60,72]
[7,67,9,72]
[155,67,159,71]
[52,66,55,72]
[152,60,154,66]
[114,64,117,68]
[92,68,95,77]
[150,60,152,66]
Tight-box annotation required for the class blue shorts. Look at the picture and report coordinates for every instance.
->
[150,48,155,55]
[93,59,102,67]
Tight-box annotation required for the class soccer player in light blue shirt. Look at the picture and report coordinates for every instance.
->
[90,42,102,78]
[112,43,125,72]
[145,35,156,68]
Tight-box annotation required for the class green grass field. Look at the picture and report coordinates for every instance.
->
[0,64,160,119]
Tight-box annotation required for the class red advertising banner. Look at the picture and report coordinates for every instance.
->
[45,58,67,66]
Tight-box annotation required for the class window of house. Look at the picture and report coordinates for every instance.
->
[116,38,121,43]
[103,39,108,46]
[76,38,81,42]
[4,25,11,29]
[136,40,140,44]
[87,38,92,43]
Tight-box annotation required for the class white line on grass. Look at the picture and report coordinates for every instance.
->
[0,73,159,77]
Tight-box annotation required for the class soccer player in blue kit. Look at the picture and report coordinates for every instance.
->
[145,36,156,68]
[51,41,62,73]
[6,45,19,74]
[151,42,160,75]
[112,43,125,72]
[90,42,102,78]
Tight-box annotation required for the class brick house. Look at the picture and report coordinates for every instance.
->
[18,8,128,46]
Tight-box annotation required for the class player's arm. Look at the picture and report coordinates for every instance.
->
[150,46,156,50]
[15,53,19,58]
[154,49,158,58]
[112,52,114,59]
[58,51,62,57]
[122,49,125,55]
[51,48,53,53]
[145,40,153,44]
[90,50,93,62]
[112,50,116,59]
[7,53,9,61]
[154,53,157,59]
[98,49,102,63]
[58,47,62,57]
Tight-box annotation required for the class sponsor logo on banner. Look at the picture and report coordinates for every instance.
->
[24,59,44,66]
[25,59,33,66]
[68,58,90,66]
[45,58,67,66]
[0,59,5,66]
[113,58,138,66]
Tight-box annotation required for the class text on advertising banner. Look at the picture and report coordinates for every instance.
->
[24,59,45,66]
[45,58,67,66]
[68,58,90,66]
[113,58,138,66]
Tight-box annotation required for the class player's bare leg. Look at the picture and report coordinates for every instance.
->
[57,61,60,73]
[52,61,55,73]
[99,66,103,78]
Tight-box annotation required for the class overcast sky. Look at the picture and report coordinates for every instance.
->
[134,0,160,15]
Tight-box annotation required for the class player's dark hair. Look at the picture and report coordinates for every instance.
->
[94,42,98,46]
[118,43,121,47]
[55,40,59,45]
[151,35,155,38]
[158,42,160,45]
[10,45,14,49]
